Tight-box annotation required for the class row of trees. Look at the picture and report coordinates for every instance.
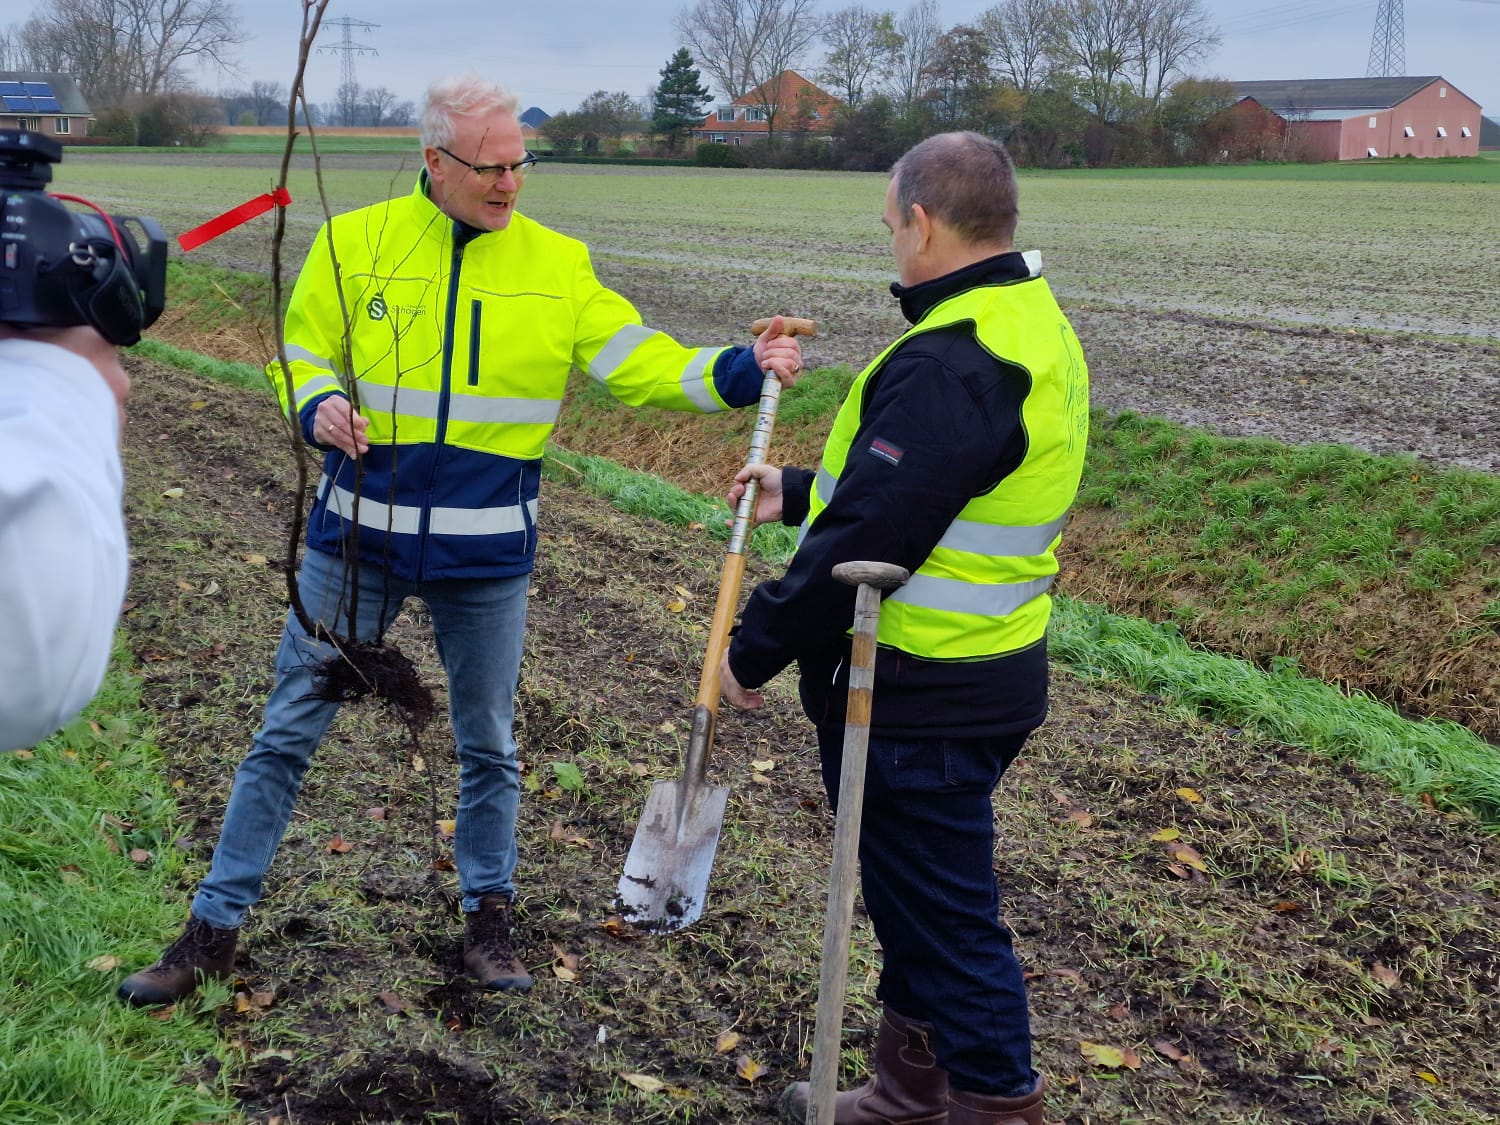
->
[656,0,1232,166]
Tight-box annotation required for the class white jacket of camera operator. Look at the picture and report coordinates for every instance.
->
[0,338,128,749]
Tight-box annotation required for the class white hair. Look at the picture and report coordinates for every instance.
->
[420,73,521,150]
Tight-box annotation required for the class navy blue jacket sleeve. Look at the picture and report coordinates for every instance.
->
[711,345,766,408]
[727,334,1030,690]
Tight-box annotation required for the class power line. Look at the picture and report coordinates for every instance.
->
[1219,2,1370,37]
[1366,0,1406,76]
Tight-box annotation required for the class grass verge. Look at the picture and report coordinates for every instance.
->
[0,645,238,1125]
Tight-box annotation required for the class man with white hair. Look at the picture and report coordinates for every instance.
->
[119,73,803,1006]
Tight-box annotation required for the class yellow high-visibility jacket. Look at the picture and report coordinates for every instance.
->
[269,176,759,580]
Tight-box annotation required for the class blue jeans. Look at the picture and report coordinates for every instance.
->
[817,725,1036,1097]
[192,548,529,928]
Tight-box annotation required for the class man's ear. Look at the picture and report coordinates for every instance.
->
[909,203,934,251]
[423,146,443,178]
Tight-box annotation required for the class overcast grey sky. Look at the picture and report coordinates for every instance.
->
[19,0,1499,121]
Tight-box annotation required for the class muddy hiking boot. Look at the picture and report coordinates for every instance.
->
[117,915,238,1007]
[945,1079,1046,1125]
[463,893,533,991]
[780,1006,949,1123]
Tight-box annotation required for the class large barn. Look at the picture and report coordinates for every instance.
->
[1226,76,1482,161]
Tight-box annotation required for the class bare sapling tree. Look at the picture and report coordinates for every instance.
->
[267,0,437,746]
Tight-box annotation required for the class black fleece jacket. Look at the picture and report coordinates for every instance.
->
[726,251,1054,739]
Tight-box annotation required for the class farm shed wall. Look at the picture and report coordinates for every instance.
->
[1340,82,1482,159]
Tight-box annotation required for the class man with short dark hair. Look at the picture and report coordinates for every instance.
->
[118,72,802,1008]
[721,131,1089,1125]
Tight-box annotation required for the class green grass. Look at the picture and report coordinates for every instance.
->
[0,646,238,1125]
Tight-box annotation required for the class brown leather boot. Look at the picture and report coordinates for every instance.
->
[945,1076,1046,1125]
[779,1006,949,1123]
[463,894,533,991]
[117,915,238,1007]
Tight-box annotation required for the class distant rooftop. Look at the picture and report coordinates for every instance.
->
[519,106,551,128]
[1234,76,1444,114]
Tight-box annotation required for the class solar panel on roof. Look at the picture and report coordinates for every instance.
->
[0,82,25,96]
[2,95,34,111]
[31,97,62,111]
[22,82,54,97]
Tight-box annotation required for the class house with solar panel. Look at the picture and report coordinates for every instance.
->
[0,73,93,140]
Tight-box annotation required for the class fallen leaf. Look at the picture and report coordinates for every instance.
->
[1166,842,1209,872]
[550,820,566,841]
[1165,863,1192,880]
[1271,900,1302,913]
[1047,967,1084,984]
[1152,1039,1187,1061]
[234,991,252,1013]
[620,1072,666,1094]
[553,964,579,981]
[1150,827,1181,842]
[249,990,275,1009]
[174,580,194,591]
[748,773,771,787]
[673,585,693,599]
[435,818,456,837]
[189,400,207,410]
[553,945,581,972]
[736,1055,768,1083]
[1079,1041,1140,1070]
[243,554,269,566]
[411,754,426,772]
[1372,961,1401,988]
[715,1030,742,1054]
[60,749,77,761]
[630,762,650,776]
[326,834,353,854]
[1415,1070,1441,1085]
[161,486,185,500]
[128,848,152,864]
[87,954,121,972]
[365,806,387,820]
[1105,1002,1130,1021]
[750,758,776,772]
[1175,787,1203,804]
[1066,810,1094,828]
[666,597,688,613]
[688,521,704,531]
[202,580,220,596]
[13,748,35,760]
[377,991,407,1013]
[600,915,635,938]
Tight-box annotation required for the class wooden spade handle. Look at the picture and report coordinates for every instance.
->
[750,315,818,338]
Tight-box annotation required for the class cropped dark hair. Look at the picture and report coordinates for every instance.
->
[891,131,1018,245]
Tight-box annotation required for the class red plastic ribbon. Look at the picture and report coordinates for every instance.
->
[177,187,293,252]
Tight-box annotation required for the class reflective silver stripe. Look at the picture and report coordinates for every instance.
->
[430,498,535,537]
[891,573,1055,617]
[589,324,658,384]
[354,382,562,426]
[936,515,1066,558]
[679,349,721,412]
[293,374,343,400]
[814,466,837,503]
[325,483,534,538]
[285,344,342,374]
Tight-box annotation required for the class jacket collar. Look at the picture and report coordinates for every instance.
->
[413,169,488,246]
[890,251,1034,325]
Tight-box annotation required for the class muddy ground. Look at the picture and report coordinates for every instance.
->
[118,350,1500,1125]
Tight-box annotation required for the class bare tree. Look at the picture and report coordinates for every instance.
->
[1130,0,1219,108]
[979,0,1054,93]
[249,78,287,125]
[924,23,996,131]
[18,0,242,106]
[1048,0,1140,122]
[888,0,941,115]
[361,85,400,127]
[335,80,361,126]
[677,0,821,137]
[818,5,901,107]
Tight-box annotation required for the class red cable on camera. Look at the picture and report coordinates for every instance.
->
[49,192,125,249]
[177,187,293,252]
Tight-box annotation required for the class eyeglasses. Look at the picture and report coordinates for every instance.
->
[436,146,538,184]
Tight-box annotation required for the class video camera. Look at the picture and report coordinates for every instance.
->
[0,129,166,346]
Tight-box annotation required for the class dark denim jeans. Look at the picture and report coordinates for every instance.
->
[817,725,1036,1097]
[192,548,529,928]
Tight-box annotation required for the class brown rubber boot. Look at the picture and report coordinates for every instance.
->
[117,915,238,1007]
[779,1006,949,1123]
[945,1076,1046,1125]
[463,894,533,991]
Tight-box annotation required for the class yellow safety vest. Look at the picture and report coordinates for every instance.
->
[804,275,1089,659]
